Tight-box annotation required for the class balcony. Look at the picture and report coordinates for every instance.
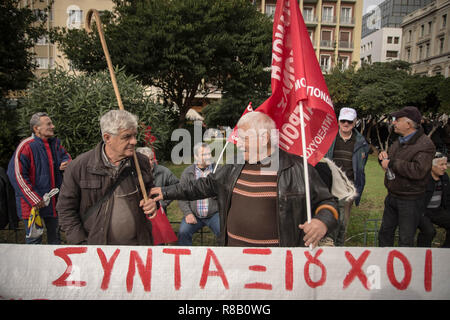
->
[321,15,337,25]
[320,40,334,48]
[339,41,354,49]
[304,15,318,24]
[340,16,355,25]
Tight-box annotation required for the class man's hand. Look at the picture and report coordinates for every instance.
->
[59,160,70,171]
[139,198,157,218]
[299,219,328,248]
[34,200,46,209]
[150,187,163,202]
[185,213,197,224]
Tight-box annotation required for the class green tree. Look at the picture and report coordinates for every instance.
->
[0,0,50,95]
[52,0,273,127]
[17,68,174,160]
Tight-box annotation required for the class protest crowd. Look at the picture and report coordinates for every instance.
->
[1,106,448,249]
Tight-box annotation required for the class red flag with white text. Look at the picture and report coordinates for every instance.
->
[227,102,253,144]
[256,0,338,166]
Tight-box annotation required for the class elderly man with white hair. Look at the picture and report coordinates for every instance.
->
[57,110,157,245]
[151,111,338,248]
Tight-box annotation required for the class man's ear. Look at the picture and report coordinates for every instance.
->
[103,132,111,144]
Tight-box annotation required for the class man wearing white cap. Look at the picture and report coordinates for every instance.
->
[325,107,370,246]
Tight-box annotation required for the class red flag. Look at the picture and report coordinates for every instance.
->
[148,205,178,245]
[227,102,253,144]
[256,0,338,166]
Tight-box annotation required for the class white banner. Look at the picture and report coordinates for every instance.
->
[0,244,449,300]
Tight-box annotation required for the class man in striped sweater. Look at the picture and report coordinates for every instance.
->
[7,112,71,244]
[151,112,338,248]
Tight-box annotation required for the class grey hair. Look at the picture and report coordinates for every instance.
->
[433,152,448,166]
[100,110,138,138]
[237,111,276,133]
[136,147,154,159]
[193,142,210,157]
[30,112,49,133]
[406,118,420,129]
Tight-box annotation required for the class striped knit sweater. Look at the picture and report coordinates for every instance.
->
[227,162,279,247]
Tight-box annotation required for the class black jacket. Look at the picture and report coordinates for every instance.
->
[424,173,450,210]
[162,149,338,247]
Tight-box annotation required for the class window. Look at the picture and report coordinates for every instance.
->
[265,4,276,17]
[408,30,412,42]
[418,45,423,60]
[322,6,334,23]
[321,30,332,47]
[386,51,398,58]
[338,56,349,70]
[420,24,424,37]
[303,7,314,22]
[35,57,54,70]
[394,37,399,44]
[341,7,352,24]
[443,14,447,29]
[339,31,351,48]
[68,9,83,26]
[439,37,445,54]
[387,36,393,44]
[406,48,411,61]
[320,55,331,72]
[36,36,49,45]
[425,43,430,58]
[428,21,432,35]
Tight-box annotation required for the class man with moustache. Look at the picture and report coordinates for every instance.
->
[378,106,435,247]
[56,110,157,245]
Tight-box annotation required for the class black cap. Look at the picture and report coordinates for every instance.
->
[391,106,422,124]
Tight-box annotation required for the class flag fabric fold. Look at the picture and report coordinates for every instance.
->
[256,0,338,166]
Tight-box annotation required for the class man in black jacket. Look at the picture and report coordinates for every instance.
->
[417,152,450,247]
[151,111,338,248]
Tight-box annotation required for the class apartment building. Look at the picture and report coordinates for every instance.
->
[401,0,450,76]
[254,0,363,73]
[360,0,433,64]
[19,0,114,76]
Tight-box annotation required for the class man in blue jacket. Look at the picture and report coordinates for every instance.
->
[7,112,71,244]
[325,107,370,246]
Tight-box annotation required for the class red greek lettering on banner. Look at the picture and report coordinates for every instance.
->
[97,248,120,291]
[343,250,371,290]
[386,250,412,290]
[163,248,191,290]
[52,247,87,287]
[304,248,326,288]
[199,248,229,289]
[126,249,152,293]
[243,248,272,290]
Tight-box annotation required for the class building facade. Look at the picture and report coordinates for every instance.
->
[254,0,363,73]
[360,0,433,64]
[19,0,114,77]
[401,0,450,76]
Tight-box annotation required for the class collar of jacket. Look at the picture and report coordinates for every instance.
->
[32,133,55,145]
[399,127,424,146]
[86,142,132,176]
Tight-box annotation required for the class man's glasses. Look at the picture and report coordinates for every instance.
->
[339,120,354,124]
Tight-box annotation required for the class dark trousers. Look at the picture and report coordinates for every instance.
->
[417,208,450,248]
[378,194,424,247]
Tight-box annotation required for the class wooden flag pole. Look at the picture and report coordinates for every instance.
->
[85,9,150,205]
